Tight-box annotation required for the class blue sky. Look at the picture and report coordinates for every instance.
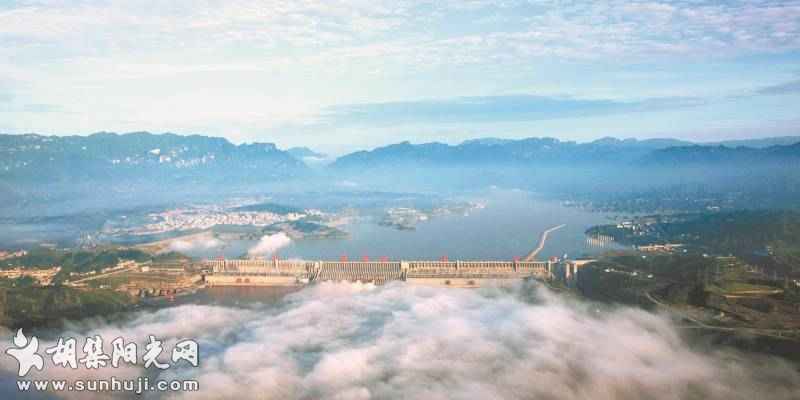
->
[1,0,800,154]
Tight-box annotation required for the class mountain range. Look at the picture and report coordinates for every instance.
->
[1,131,798,187]
[331,136,800,170]
[287,147,327,160]
[0,132,306,185]
[1,131,799,214]
[646,142,800,166]
[704,136,800,148]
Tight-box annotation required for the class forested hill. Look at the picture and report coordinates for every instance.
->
[588,211,800,273]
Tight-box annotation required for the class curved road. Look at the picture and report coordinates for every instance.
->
[523,224,566,261]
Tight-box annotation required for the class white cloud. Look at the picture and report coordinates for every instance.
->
[168,237,223,252]
[1,282,798,399]
[1,0,799,143]
[4,1,799,64]
[247,232,292,257]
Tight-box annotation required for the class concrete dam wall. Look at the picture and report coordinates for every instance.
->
[203,259,554,288]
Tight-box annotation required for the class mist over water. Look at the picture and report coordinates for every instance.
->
[3,282,797,399]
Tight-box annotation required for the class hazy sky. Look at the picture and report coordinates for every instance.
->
[2,0,800,154]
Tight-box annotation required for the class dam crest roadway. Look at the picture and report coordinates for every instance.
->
[203,225,577,288]
[203,258,556,288]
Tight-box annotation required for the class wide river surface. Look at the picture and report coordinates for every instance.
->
[189,189,624,261]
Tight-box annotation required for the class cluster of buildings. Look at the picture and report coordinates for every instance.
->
[65,259,142,283]
[65,259,195,297]
[615,218,658,235]
[0,249,59,286]
[380,208,429,230]
[600,267,654,279]
[0,266,61,286]
[380,202,485,230]
[0,250,27,260]
[139,264,185,275]
[636,243,685,253]
[109,208,309,236]
[616,215,686,231]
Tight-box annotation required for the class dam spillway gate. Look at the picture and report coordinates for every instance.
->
[203,259,554,288]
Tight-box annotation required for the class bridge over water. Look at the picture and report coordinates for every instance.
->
[203,258,555,288]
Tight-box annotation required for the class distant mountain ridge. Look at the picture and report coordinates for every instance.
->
[705,136,800,148]
[2,131,799,214]
[332,136,695,169]
[287,147,327,160]
[332,135,800,170]
[3,132,799,185]
[646,142,800,165]
[0,131,306,185]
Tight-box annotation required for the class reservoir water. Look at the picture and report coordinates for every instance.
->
[189,189,626,260]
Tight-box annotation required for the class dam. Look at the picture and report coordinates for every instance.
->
[203,258,556,288]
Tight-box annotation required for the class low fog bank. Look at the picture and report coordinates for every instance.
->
[2,283,798,399]
[247,233,292,257]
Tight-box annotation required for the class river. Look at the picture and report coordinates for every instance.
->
[184,189,626,261]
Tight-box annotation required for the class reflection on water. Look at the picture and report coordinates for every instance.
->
[187,190,626,261]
